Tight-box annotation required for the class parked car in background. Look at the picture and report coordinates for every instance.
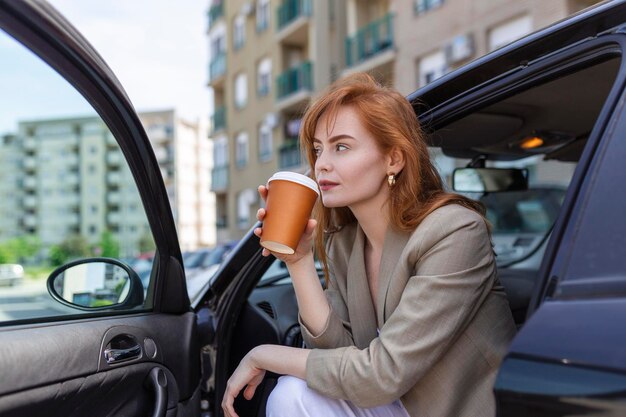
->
[3,2,626,417]
[182,249,212,276]
[0,264,24,287]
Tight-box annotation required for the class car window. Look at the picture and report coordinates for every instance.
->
[429,54,620,271]
[0,29,156,324]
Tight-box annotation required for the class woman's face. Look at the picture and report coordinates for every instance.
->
[313,105,390,210]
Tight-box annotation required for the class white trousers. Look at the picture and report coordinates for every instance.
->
[266,376,411,417]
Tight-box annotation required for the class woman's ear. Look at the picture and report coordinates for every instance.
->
[387,147,405,173]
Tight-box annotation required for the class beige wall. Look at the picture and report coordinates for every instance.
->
[394,0,602,95]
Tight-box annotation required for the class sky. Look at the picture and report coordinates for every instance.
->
[0,1,210,134]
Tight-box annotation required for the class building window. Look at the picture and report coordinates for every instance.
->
[417,50,447,88]
[235,131,249,168]
[235,72,248,109]
[256,0,270,32]
[257,57,272,97]
[488,15,533,51]
[214,135,229,167]
[258,124,273,162]
[237,188,257,230]
[414,0,444,15]
[233,14,246,50]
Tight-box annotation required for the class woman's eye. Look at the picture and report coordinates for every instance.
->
[313,148,322,156]
[336,144,348,151]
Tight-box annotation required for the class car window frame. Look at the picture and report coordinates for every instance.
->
[0,1,188,324]
[412,36,626,318]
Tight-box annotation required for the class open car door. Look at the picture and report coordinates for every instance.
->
[0,1,201,416]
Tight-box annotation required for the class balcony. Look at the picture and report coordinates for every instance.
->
[344,13,396,76]
[107,172,122,185]
[276,0,311,45]
[107,212,121,224]
[207,2,224,30]
[279,139,302,169]
[23,137,37,150]
[276,61,313,112]
[23,156,37,171]
[107,151,122,166]
[211,164,229,192]
[23,196,37,208]
[146,124,172,143]
[107,192,121,205]
[277,0,311,30]
[209,52,227,86]
[210,106,227,135]
[24,176,37,189]
[23,215,37,228]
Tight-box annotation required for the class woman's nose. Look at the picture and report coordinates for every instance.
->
[315,151,331,172]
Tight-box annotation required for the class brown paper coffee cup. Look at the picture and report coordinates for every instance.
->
[260,171,319,255]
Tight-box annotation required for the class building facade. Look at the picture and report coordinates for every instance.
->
[206,0,601,242]
[0,110,214,258]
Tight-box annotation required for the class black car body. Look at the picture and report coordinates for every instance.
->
[1,1,626,416]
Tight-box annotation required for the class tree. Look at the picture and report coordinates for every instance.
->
[0,235,41,264]
[138,232,156,254]
[98,230,120,258]
[48,234,90,266]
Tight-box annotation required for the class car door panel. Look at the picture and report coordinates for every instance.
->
[0,313,200,417]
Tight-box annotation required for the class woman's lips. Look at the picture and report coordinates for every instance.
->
[318,180,339,191]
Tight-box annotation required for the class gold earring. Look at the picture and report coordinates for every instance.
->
[387,173,396,187]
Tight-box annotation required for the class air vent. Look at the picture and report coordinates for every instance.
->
[257,301,275,319]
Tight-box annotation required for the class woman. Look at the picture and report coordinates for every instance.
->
[221,73,516,417]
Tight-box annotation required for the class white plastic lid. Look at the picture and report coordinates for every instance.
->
[267,171,319,195]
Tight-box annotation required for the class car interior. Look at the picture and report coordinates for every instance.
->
[214,54,622,416]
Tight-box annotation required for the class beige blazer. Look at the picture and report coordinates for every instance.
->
[300,204,517,417]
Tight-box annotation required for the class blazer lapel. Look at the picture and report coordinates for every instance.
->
[376,227,410,328]
[346,224,378,349]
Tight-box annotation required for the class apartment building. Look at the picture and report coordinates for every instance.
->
[207,0,399,241]
[207,0,601,242]
[0,110,214,257]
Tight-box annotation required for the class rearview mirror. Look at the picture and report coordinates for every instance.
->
[47,258,144,311]
[452,168,528,193]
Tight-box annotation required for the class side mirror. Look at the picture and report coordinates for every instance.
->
[47,258,144,311]
[452,167,529,193]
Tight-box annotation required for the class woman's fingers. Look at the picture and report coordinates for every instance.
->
[257,185,268,202]
[243,383,258,400]
[221,383,240,417]
[304,219,317,236]
[256,208,266,222]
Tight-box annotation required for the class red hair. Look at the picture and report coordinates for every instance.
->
[299,73,486,284]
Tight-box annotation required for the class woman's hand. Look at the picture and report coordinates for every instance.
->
[221,350,266,417]
[221,345,309,417]
[254,184,317,266]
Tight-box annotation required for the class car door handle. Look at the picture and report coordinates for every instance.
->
[104,344,141,363]
[147,367,168,417]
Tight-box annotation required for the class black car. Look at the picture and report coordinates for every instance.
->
[1,1,626,417]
